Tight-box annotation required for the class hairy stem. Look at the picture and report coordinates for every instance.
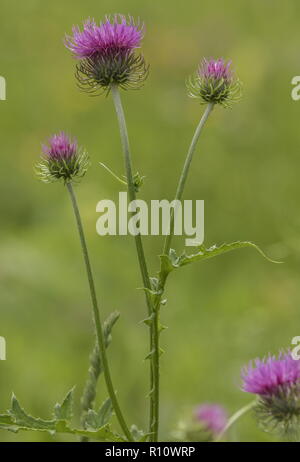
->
[215,400,256,442]
[66,182,133,442]
[110,84,156,440]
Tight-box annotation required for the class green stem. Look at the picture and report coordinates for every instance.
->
[149,103,215,441]
[66,182,133,442]
[110,85,156,440]
[163,102,214,256]
[215,400,256,442]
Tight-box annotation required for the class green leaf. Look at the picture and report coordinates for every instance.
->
[9,395,56,431]
[0,414,14,426]
[160,241,280,279]
[2,395,125,442]
[54,387,74,421]
[85,398,113,430]
[55,420,124,442]
[130,424,150,442]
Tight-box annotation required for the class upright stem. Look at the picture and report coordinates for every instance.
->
[163,102,214,256]
[110,85,156,439]
[151,103,214,441]
[215,400,256,442]
[66,182,133,442]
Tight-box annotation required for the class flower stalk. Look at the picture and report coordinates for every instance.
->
[148,102,214,441]
[215,400,256,442]
[66,182,133,442]
[110,84,157,440]
[163,102,214,255]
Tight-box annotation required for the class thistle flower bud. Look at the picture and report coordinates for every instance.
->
[187,58,241,107]
[195,403,228,437]
[36,132,89,184]
[65,15,149,94]
[242,351,300,439]
[172,403,227,442]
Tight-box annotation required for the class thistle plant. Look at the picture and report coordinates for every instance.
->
[36,131,133,442]
[0,14,287,443]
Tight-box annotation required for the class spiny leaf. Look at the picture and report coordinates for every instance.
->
[0,414,14,426]
[130,424,150,442]
[54,387,74,421]
[85,398,113,430]
[176,242,281,267]
[159,241,281,279]
[3,395,125,442]
[9,395,56,431]
[56,421,125,442]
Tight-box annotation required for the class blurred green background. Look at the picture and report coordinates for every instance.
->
[0,0,299,442]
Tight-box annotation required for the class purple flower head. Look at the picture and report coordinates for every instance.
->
[42,132,78,161]
[37,132,89,184]
[65,15,143,59]
[241,351,300,439]
[242,352,300,396]
[65,15,148,94]
[187,57,241,107]
[199,58,232,82]
[195,403,227,435]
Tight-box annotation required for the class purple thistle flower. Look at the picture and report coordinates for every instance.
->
[195,403,227,436]
[199,58,232,82]
[242,352,300,396]
[241,351,300,439]
[187,57,241,107]
[36,132,89,184]
[65,15,143,59]
[42,132,78,161]
[65,15,149,94]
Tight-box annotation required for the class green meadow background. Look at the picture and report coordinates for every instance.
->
[0,0,299,442]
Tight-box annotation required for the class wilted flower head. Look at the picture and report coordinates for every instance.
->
[195,403,228,436]
[36,132,89,184]
[242,351,300,439]
[65,15,149,94]
[187,57,241,107]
